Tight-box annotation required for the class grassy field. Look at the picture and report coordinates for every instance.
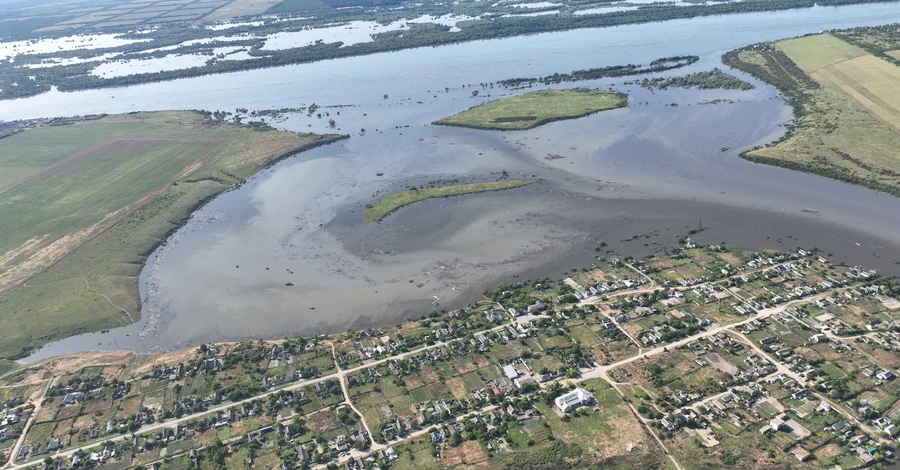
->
[776,34,868,72]
[434,88,627,131]
[363,181,532,222]
[808,54,900,131]
[723,31,900,198]
[0,111,343,359]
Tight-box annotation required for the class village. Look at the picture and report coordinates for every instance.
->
[1,239,900,470]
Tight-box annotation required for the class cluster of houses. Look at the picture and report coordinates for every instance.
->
[569,276,647,302]
[0,405,28,451]
[413,400,469,427]
[341,446,399,470]
[506,301,546,318]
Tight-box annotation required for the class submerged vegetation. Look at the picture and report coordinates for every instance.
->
[434,89,627,131]
[631,68,755,91]
[498,56,699,89]
[364,181,532,221]
[0,0,896,100]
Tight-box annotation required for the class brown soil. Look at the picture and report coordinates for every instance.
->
[446,377,467,400]
[420,366,439,383]
[444,440,489,467]
[307,409,338,432]
[403,376,424,389]
[817,443,842,458]
[455,360,475,374]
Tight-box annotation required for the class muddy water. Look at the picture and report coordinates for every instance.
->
[17,3,900,362]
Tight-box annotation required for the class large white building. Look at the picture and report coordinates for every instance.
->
[554,388,594,413]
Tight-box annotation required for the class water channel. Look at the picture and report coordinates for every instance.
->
[13,2,900,362]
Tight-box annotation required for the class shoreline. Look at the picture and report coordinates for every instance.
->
[0,118,348,361]
[1,0,898,103]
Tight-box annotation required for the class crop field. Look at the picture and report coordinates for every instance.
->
[29,0,237,32]
[363,181,532,222]
[724,30,900,198]
[434,89,627,131]
[776,34,868,73]
[777,34,900,132]
[809,55,900,131]
[0,111,342,359]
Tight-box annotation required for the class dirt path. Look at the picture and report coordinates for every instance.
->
[6,377,54,467]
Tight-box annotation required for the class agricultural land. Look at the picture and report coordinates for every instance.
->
[0,112,344,361]
[363,181,532,222]
[0,240,898,470]
[433,89,626,131]
[723,24,900,197]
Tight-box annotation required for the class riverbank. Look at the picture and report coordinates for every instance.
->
[722,25,900,198]
[0,112,346,360]
[1,0,898,102]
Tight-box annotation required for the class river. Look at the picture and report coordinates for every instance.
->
[14,2,900,362]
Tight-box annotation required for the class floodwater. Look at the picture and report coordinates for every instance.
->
[13,2,900,362]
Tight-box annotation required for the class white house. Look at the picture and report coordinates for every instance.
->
[554,388,594,413]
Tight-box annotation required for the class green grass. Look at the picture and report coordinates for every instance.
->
[820,362,846,379]
[754,401,779,419]
[434,88,627,130]
[363,181,531,222]
[776,34,868,72]
[0,111,344,359]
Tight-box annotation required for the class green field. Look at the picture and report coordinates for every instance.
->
[723,31,900,198]
[776,34,868,72]
[434,88,627,130]
[363,181,532,222]
[0,111,343,359]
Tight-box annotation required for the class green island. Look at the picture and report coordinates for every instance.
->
[630,68,755,91]
[723,24,900,197]
[434,89,627,131]
[364,181,532,222]
[1,240,899,470]
[0,112,345,361]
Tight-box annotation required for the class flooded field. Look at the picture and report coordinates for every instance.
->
[13,3,900,361]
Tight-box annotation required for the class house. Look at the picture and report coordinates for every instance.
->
[503,365,519,379]
[876,370,895,381]
[514,376,536,389]
[527,302,546,314]
[554,388,594,413]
